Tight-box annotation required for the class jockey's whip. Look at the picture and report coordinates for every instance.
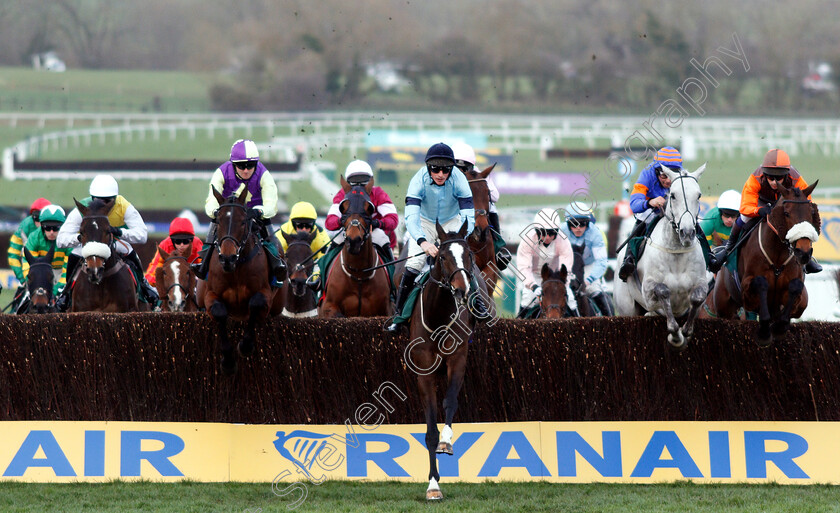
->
[294,228,346,268]
[361,251,426,273]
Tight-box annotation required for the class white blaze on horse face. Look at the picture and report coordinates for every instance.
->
[448,242,470,292]
[171,263,183,306]
[787,221,819,244]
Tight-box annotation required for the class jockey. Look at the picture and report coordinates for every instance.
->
[709,148,821,274]
[700,189,741,249]
[8,197,51,287]
[192,139,287,285]
[277,201,330,285]
[384,142,484,333]
[145,217,203,287]
[451,141,509,270]
[55,175,159,310]
[617,146,710,281]
[560,202,613,316]
[515,208,578,318]
[17,205,71,312]
[316,160,399,291]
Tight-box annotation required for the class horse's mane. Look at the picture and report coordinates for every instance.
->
[87,198,110,215]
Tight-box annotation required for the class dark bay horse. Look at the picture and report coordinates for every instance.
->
[705,181,820,346]
[320,179,391,318]
[155,247,198,312]
[281,230,319,318]
[201,187,283,374]
[21,247,57,314]
[463,163,499,292]
[72,198,139,313]
[538,263,569,319]
[570,245,596,317]
[404,221,475,501]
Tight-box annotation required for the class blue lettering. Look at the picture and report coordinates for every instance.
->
[346,433,410,477]
[708,431,731,478]
[478,431,550,477]
[556,431,622,477]
[411,432,483,477]
[631,431,702,478]
[3,430,76,477]
[744,431,808,479]
[120,431,184,477]
[84,430,106,477]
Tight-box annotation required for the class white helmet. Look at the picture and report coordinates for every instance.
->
[533,207,562,230]
[89,175,119,197]
[345,160,374,182]
[717,189,741,212]
[451,141,476,166]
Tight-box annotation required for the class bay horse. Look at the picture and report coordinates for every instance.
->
[463,163,500,292]
[570,244,596,317]
[613,164,708,349]
[201,186,283,374]
[404,221,475,501]
[704,181,820,346]
[320,179,391,318]
[21,247,57,314]
[72,198,139,313]
[538,263,569,319]
[155,247,198,312]
[280,230,319,318]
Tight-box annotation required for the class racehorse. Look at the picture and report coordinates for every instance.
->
[20,247,57,314]
[538,263,569,319]
[72,198,139,313]
[704,180,820,346]
[463,163,500,291]
[614,164,708,349]
[201,186,283,374]
[155,247,199,312]
[280,230,319,318]
[320,179,391,318]
[404,221,475,501]
[570,245,596,317]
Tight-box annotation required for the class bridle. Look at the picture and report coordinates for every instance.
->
[285,240,315,297]
[216,201,256,262]
[162,255,199,309]
[539,278,566,317]
[428,238,475,297]
[759,197,815,275]
[664,173,699,238]
[27,261,55,310]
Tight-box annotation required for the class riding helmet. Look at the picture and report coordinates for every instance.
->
[230,139,260,163]
[424,142,455,167]
[451,141,477,167]
[761,149,791,177]
[30,197,51,215]
[89,175,119,197]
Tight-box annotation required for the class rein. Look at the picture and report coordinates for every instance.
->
[419,238,475,334]
[216,202,257,263]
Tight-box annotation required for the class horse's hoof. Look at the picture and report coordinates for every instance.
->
[667,332,687,350]
[221,358,237,376]
[436,442,453,455]
[426,489,443,501]
[756,335,773,348]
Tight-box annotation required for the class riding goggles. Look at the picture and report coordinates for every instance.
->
[567,219,589,229]
[536,228,558,238]
[293,221,315,231]
[233,161,257,170]
[171,237,192,245]
[42,225,60,232]
[428,165,453,175]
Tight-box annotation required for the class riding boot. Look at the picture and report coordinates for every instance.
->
[468,276,491,321]
[126,251,159,303]
[591,292,614,317]
[709,221,743,273]
[618,220,646,282]
[495,247,511,271]
[804,257,823,274]
[384,268,420,333]
[375,243,394,263]
[192,222,217,280]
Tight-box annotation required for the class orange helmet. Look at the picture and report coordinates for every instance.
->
[761,149,791,177]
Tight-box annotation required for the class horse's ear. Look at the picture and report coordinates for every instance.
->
[480,162,497,179]
[559,264,568,282]
[236,186,248,204]
[365,202,376,217]
[211,186,225,205]
[24,247,33,264]
[660,165,679,182]
[159,245,170,260]
[775,180,789,196]
[281,230,293,243]
[340,175,350,193]
[458,220,468,238]
[307,229,317,243]
[691,163,707,180]
[74,198,88,217]
[803,179,819,198]
[46,245,55,262]
[339,199,349,215]
[541,263,551,281]
[436,220,446,240]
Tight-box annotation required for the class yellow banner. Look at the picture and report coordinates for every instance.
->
[2,421,840,484]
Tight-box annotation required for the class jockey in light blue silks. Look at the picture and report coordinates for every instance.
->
[560,202,614,316]
[383,142,487,333]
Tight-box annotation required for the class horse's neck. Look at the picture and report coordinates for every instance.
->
[343,238,375,266]
[757,219,791,259]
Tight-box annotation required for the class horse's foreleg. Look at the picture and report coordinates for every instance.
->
[209,301,236,375]
[439,353,467,456]
[652,283,685,349]
[750,276,772,347]
[680,284,709,341]
[240,292,268,357]
[772,278,804,339]
[417,373,442,500]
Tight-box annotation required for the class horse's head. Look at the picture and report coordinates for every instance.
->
[339,177,375,255]
[24,246,56,314]
[661,163,706,246]
[155,246,195,312]
[769,180,820,265]
[540,263,568,319]
[282,230,317,297]
[462,163,495,234]
[434,220,474,305]
[76,197,114,284]
[212,186,252,272]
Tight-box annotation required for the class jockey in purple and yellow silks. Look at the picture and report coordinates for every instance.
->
[192,139,286,285]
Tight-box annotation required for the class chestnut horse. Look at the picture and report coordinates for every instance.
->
[72,198,139,313]
[20,247,57,314]
[155,248,199,312]
[320,180,391,317]
[201,187,283,374]
[404,221,475,501]
[462,163,500,292]
[280,230,319,318]
[538,263,569,319]
[704,181,820,346]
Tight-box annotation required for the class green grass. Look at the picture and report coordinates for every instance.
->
[1,481,839,512]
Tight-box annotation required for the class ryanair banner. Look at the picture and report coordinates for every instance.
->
[2,421,839,484]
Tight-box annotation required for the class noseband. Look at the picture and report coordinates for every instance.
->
[216,202,256,261]
[429,238,474,296]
